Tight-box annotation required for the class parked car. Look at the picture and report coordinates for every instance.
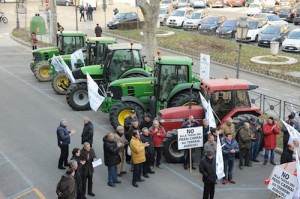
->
[56,0,73,6]
[279,0,295,7]
[237,18,267,42]
[207,0,225,7]
[261,5,276,13]
[159,5,175,26]
[191,0,207,7]
[183,9,210,30]
[282,28,300,52]
[166,7,193,27]
[199,15,227,34]
[175,0,191,8]
[257,24,289,47]
[247,3,263,16]
[216,18,238,38]
[227,0,245,7]
[161,0,178,7]
[253,13,288,24]
[293,8,300,25]
[107,12,139,29]
[276,6,296,22]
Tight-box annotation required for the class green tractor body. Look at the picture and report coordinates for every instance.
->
[65,43,153,111]
[106,56,201,129]
[30,31,86,82]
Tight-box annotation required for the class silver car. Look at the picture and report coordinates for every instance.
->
[159,5,175,25]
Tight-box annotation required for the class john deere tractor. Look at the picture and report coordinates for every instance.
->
[30,31,86,82]
[106,55,202,129]
[65,43,153,111]
[157,78,262,163]
[50,37,117,95]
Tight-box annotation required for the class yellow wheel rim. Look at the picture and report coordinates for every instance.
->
[39,66,50,78]
[118,109,132,126]
[182,102,198,106]
[56,75,69,91]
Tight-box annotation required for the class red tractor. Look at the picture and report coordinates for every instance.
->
[159,78,262,163]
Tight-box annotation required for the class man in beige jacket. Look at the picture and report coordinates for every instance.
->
[114,126,128,177]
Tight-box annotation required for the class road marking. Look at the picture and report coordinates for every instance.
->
[32,188,47,199]
[12,189,34,199]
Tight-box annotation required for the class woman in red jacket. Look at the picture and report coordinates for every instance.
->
[150,120,166,168]
[263,117,280,166]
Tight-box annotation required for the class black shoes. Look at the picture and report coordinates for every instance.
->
[108,183,116,187]
[88,192,95,196]
[137,179,145,182]
[117,174,122,177]
[156,165,163,169]
[114,180,121,183]
[270,161,276,165]
[239,165,243,170]
[183,165,188,170]
[58,166,66,170]
[132,183,138,187]
[252,159,260,162]
[148,171,155,174]
[192,166,196,170]
[143,174,149,178]
[121,171,127,174]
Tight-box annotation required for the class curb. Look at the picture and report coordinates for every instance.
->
[103,31,300,88]
[10,33,31,48]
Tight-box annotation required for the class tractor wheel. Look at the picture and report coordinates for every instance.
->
[33,61,52,82]
[168,91,200,108]
[233,114,261,133]
[66,83,90,111]
[109,101,144,129]
[162,129,184,163]
[52,71,70,95]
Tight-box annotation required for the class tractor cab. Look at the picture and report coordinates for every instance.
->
[57,31,86,55]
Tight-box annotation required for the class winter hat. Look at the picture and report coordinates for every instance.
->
[288,114,295,120]
[66,168,74,175]
[206,149,214,156]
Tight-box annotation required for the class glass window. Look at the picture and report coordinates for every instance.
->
[236,90,250,107]
[63,36,84,54]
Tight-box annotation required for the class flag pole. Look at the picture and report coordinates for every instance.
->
[189,148,192,173]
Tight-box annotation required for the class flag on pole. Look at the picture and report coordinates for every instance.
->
[87,73,104,112]
[216,134,225,179]
[70,49,85,70]
[206,101,216,128]
[51,55,63,72]
[281,119,300,145]
[294,149,300,198]
[199,92,209,110]
[58,56,75,83]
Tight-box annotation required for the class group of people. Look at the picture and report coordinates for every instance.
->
[79,4,94,22]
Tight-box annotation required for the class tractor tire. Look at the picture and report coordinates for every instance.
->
[162,129,184,163]
[168,91,200,108]
[233,114,261,133]
[33,61,52,82]
[66,83,90,111]
[52,71,70,95]
[109,101,144,129]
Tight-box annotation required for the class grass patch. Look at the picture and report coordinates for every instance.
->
[12,28,53,48]
[106,27,300,83]
[261,56,290,62]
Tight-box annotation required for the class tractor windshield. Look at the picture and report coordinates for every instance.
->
[87,42,105,65]
[108,49,142,81]
[61,36,85,54]
[158,64,188,99]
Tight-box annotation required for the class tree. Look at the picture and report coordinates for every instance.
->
[50,0,58,46]
[137,0,160,67]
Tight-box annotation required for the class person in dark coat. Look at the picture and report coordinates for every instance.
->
[280,143,295,164]
[69,160,82,199]
[282,114,300,150]
[124,110,137,133]
[103,132,123,187]
[238,122,255,170]
[202,119,212,158]
[87,5,93,21]
[139,113,153,130]
[79,5,86,22]
[249,117,262,162]
[94,24,102,37]
[140,127,155,178]
[81,117,94,147]
[70,149,86,199]
[80,142,96,196]
[56,168,76,199]
[199,149,217,199]
[126,119,140,163]
[57,119,76,170]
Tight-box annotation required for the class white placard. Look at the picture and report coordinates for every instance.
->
[92,158,102,168]
[267,166,297,199]
[200,53,210,80]
[177,127,203,150]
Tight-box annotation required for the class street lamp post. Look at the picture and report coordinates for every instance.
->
[16,0,20,29]
[235,17,249,79]
[75,0,78,31]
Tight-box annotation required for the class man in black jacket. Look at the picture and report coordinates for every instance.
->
[140,127,155,178]
[81,117,94,147]
[280,143,295,164]
[103,132,123,187]
[69,159,85,199]
[199,149,217,199]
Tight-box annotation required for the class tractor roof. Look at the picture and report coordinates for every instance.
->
[107,43,142,50]
[88,37,117,44]
[58,31,86,36]
[155,56,193,65]
[201,78,258,92]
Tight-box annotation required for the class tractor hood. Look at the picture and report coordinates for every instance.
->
[109,77,155,87]
[32,46,59,54]
[81,64,103,76]
[158,106,205,132]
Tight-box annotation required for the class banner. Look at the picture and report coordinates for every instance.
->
[200,53,210,80]
[216,134,225,179]
[51,55,63,72]
[206,101,216,128]
[177,127,203,150]
[87,73,104,112]
[58,56,75,83]
[199,92,209,110]
[70,49,85,70]
[281,119,300,145]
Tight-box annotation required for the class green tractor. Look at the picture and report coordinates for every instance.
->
[65,43,153,111]
[106,55,202,129]
[30,31,86,82]
[50,37,117,95]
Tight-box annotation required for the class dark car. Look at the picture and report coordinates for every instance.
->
[107,12,139,29]
[199,16,227,34]
[216,18,238,39]
[277,6,296,23]
[257,24,289,47]
[293,8,300,25]
[261,5,276,13]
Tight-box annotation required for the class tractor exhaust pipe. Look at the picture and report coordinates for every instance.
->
[189,84,194,109]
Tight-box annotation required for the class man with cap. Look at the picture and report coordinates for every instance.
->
[249,117,262,162]
[220,117,236,138]
[282,114,300,150]
[56,168,76,199]
[94,24,102,37]
[199,149,217,199]
[139,113,153,130]
[114,126,128,177]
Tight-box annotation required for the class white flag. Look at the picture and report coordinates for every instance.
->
[51,55,63,72]
[58,56,75,83]
[216,134,225,180]
[295,150,300,198]
[206,101,216,128]
[70,49,85,70]
[199,92,209,110]
[281,119,300,145]
[87,73,104,112]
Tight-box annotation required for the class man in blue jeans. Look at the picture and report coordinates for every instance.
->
[249,117,262,162]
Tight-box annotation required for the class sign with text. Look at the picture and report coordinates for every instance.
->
[267,166,297,199]
[200,53,210,80]
[178,127,203,150]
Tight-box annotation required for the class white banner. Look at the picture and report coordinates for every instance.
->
[87,73,104,112]
[200,53,210,80]
[267,166,297,199]
[178,127,203,150]
[51,55,63,72]
[199,92,209,110]
[70,49,85,70]
[216,134,225,179]
[58,56,75,83]
[206,101,216,128]
[281,119,300,145]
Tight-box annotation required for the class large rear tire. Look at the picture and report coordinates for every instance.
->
[162,129,184,163]
[109,101,144,129]
[33,61,52,82]
[233,114,261,133]
[66,83,90,111]
[168,91,200,107]
[52,71,70,95]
